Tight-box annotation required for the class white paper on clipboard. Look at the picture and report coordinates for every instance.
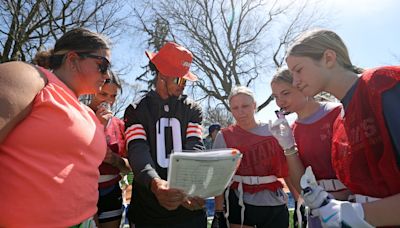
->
[167,149,242,198]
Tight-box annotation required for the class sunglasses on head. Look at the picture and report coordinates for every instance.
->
[76,52,110,74]
[173,77,187,87]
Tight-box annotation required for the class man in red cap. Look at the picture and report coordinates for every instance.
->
[124,42,207,227]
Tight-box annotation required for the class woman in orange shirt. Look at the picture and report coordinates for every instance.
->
[0,28,111,227]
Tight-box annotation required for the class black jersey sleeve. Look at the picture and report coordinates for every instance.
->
[124,103,160,189]
[183,100,205,151]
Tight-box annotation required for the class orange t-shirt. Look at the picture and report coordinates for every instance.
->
[0,67,107,227]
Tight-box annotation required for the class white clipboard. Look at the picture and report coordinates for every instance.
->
[167,149,242,198]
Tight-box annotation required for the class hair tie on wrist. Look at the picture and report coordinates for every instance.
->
[284,146,298,156]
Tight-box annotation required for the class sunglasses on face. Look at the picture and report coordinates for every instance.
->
[173,77,187,87]
[76,52,111,74]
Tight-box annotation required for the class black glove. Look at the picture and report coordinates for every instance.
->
[211,211,227,228]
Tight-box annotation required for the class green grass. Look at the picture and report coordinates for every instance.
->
[207,218,212,227]
[289,208,294,227]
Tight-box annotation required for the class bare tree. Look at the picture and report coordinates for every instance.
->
[0,0,129,63]
[203,104,234,128]
[134,12,170,89]
[392,53,400,64]
[131,0,329,112]
[114,79,143,118]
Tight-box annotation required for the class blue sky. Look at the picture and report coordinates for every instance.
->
[112,0,400,124]
[256,0,400,123]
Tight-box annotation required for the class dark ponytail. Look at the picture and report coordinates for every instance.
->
[33,28,110,70]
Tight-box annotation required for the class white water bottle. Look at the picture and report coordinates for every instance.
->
[98,102,112,113]
[98,102,112,127]
[275,110,287,137]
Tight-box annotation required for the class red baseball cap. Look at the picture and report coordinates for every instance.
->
[145,42,198,81]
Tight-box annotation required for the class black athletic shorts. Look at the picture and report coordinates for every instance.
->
[227,189,289,228]
[97,183,123,223]
[133,211,207,228]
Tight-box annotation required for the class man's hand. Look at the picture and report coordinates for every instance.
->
[312,199,374,228]
[181,196,205,211]
[211,211,227,228]
[269,118,295,150]
[151,178,186,210]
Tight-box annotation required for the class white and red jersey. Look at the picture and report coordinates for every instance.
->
[222,125,288,194]
[99,117,126,188]
[332,66,400,198]
[293,105,341,181]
